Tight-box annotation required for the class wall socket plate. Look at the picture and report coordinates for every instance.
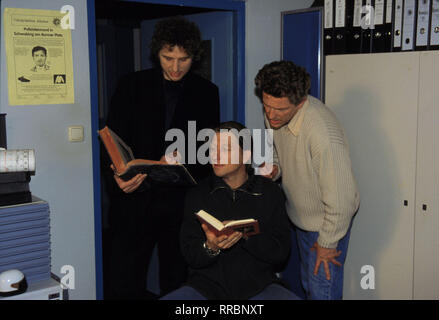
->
[68,126,84,142]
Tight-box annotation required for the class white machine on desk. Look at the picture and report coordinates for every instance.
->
[0,269,28,297]
[0,270,64,300]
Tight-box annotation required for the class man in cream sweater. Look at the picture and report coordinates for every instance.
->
[254,60,360,300]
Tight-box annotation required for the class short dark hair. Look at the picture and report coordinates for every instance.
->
[254,60,311,105]
[214,121,254,173]
[149,16,202,65]
[32,46,47,56]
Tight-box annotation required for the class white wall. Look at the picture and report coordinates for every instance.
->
[245,0,314,129]
[0,0,96,299]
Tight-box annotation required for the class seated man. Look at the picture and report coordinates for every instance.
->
[161,121,299,300]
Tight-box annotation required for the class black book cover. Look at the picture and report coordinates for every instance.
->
[119,163,196,187]
[98,126,197,187]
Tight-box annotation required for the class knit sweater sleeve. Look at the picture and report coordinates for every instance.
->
[310,119,360,249]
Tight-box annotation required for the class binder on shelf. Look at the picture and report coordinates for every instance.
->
[361,0,373,53]
[416,0,431,51]
[324,0,335,55]
[384,0,394,52]
[372,0,387,52]
[333,0,347,54]
[393,0,404,51]
[348,0,364,53]
[429,0,439,50]
[401,0,417,51]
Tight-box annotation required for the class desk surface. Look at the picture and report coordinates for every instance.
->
[0,277,64,300]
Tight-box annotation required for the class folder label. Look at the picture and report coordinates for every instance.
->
[402,0,416,50]
[325,0,334,29]
[393,0,404,48]
[386,0,393,24]
[431,0,439,46]
[416,0,431,47]
[374,0,385,25]
[335,0,346,28]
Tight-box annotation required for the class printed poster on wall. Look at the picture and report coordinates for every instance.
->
[3,7,74,105]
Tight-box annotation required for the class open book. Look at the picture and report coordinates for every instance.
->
[195,209,260,237]
[98,126,196,186]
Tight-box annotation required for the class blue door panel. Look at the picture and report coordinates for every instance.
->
[283,10,322,99]
[281,9,323,300]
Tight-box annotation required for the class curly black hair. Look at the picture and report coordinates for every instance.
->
[254,60,311,105]
[149,16,202,65]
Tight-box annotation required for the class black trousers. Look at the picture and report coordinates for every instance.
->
[105,192,187,300]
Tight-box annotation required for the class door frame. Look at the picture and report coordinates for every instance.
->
[280,7,323,299]
[87,0,245,300]
[281,7,324,101]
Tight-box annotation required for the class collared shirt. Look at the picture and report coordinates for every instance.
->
[287,97,309,136]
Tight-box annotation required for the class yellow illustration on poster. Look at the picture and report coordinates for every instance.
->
[3,8,74,105]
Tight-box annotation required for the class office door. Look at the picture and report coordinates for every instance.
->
[282,8,323,100]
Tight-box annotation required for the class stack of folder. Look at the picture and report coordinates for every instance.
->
[0,197,52,284]
[318,0,439,55]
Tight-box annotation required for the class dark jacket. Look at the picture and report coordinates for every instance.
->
[102,68,220,217]
[181,174,292,300]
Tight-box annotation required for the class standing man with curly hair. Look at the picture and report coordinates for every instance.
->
[103,16,220,300]
[254,60,360,300]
